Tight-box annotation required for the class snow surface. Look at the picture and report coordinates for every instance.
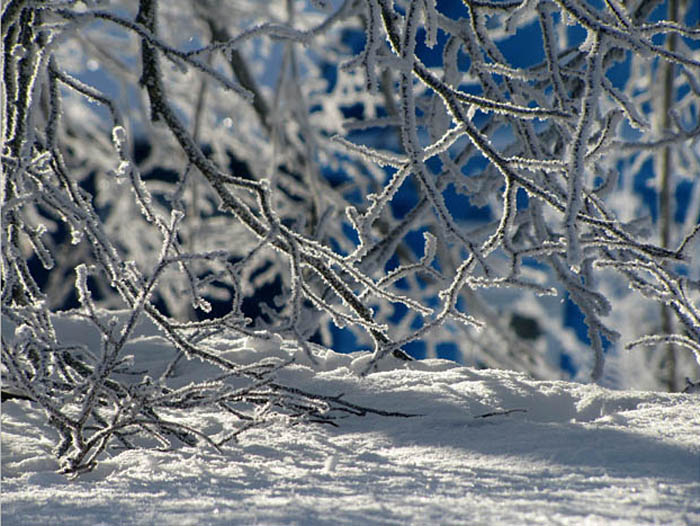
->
[2,312,699,525]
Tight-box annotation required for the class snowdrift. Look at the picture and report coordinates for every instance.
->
[2,311,699,525]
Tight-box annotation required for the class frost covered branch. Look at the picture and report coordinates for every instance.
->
[2,0,699,475]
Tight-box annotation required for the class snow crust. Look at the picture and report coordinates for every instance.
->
[2,312,699,525]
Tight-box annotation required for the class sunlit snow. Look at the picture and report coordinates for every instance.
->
[2,312,698,525]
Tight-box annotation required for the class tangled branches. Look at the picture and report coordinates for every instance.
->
[2,0,699,472]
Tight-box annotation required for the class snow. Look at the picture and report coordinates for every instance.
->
[2,312,699,525]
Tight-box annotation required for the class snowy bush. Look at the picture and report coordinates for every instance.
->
[2,0,699,473]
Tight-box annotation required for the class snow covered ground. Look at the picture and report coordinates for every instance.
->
[2,312,699,525]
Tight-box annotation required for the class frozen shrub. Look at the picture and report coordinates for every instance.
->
[2,0,699,473]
